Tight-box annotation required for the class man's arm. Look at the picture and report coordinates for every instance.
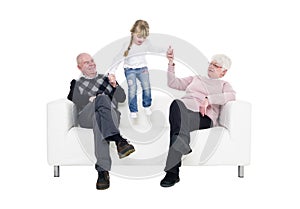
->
[97,76,126,103]
[112,83,126,103]
[67,79,90,110]
[107,74,126,102]
[67,79,76,101]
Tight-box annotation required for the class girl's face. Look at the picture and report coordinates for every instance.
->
[132,33,146,45]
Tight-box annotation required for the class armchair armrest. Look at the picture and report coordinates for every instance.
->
[47,98,77,164]
[219,100,252,142]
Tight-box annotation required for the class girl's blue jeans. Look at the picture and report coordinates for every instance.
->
[124,67,152,112]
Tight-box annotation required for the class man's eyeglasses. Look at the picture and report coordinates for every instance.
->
[209,62,223,69]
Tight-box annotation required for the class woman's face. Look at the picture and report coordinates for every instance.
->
[207,61,227,79]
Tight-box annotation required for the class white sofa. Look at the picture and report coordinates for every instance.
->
[47,91,251,178]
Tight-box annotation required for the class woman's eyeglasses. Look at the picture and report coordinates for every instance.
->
[209,62,222,69]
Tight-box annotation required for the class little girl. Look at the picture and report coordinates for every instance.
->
[110,20,165,118]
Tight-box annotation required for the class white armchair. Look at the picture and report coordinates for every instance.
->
[47,92,251,178]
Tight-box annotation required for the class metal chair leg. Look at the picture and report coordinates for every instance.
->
[54,165,60,177]
[238,165,244,178]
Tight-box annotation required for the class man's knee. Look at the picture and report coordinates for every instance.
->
[95,95,111,109]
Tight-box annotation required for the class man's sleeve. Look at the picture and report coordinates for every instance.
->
[67,79,90,109]
[112,83,126,103]
[67,79,76,101]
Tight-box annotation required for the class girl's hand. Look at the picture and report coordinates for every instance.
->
[108,73,117,87]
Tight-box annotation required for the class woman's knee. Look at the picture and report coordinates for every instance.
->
[169,99,182,113]
[169,100,182,125]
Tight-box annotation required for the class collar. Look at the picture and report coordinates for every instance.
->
[81,72,98,80]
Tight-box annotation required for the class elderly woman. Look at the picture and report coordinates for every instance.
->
[161,48,236,187]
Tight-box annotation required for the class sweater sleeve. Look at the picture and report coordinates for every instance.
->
[167,64,194,91]
[67,79,76,101]
[98,76,126,103]
[67,79,90,111]
[112,83,126,103]
[146,39,167,54]
[207,81,236,105]
[109,42,128,74]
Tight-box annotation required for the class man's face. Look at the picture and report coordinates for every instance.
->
[207,61,227,79]
[78,54,97,78]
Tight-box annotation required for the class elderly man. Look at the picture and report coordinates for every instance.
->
[67,53,135,190]
[160,48,236,187]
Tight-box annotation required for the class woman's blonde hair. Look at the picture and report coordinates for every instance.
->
[123,20,149,57]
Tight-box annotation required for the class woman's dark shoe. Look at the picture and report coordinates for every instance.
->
[160,172,180,187]
[96,171,110,190]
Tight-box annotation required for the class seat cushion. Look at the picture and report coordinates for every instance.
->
[69,126,230,166]
[183,127,229,165]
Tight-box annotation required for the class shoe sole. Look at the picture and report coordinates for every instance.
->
[160,178,180,187]
[118,148,135,159]
[130,113,138,118]
[96,183,110,190]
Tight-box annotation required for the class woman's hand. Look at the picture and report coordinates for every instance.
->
[200,98,209,116]
[166,46,174,65]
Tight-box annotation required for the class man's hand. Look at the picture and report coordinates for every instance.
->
[200,98,209,117]
[166,46,174,65]
[108,73,117,87]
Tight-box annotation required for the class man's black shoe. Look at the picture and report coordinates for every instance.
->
[116,137,135,159]
[96,171,110,190]
[160,172,180,187]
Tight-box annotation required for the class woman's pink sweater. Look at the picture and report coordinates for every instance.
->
[168,64,236,126]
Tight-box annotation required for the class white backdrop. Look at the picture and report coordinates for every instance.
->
[0,0,299,208]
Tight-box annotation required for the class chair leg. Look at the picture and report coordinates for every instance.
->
[54,165,60,177]
[238,165,244,178]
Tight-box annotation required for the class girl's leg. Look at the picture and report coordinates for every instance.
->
[136,67,152,108]
[124,68,138,113]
